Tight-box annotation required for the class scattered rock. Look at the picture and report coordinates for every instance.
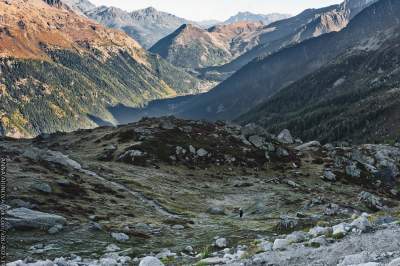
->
[273,239,290,250]
[259,241,272,251]
[295,141,321,151]
[197,148,208,157]
[105,244,121,253]
[111,232,129,242]
[332,223,350,238]
[276,147,289,157]
[248,135,265,148]
[322,170,336,182]
[199,257,227,265]
[6,208,66,230]
[207,206,225,215]
[286,231,309,243]
[277,129,294,144]
[172,224,185,230]
[388,257,400,266]
[308,236,328,247]
[309,226,332,237]
[48,224,63,234]
[31,182,52,193]
[338,252,370,266]
[184,245,193,253]
[215,238,227,248]
[346,163,361,178]
[139,256,164,266]
[351,215,372,232]
[359,191,385,211]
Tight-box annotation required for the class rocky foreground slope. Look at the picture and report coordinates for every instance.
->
[3,117,400,265]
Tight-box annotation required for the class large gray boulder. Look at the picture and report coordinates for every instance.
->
[139,256,164,266]
[277,129,294,144]
[23,148,82,170]
[6,208,66,230]
[359,191,385,211]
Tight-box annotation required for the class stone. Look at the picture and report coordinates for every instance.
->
[323,170,336,182]
[388,257,400,266]
[175,146,186,155]
[309,226,331,237]
[346,163,361,178]
[308,236,328,247]
[111,232,129,242]
[199,257,227,265]
[156,249,176,259]
[215,237,227,248]
[189,145,196,154]
[277,129,294,144]
[332,223,350,238]
[6,208,66,230]
[31,182,52,193]
[350,216,372,232]
[338,252,369,266]
[184,246,193,253]
[139,256,164,266]
[241,123,268,138]
[48,224,63,234]
[197,148,208,157]
[105,244,121,253]
[286,231,309,243]
[295,141,321,151]
[23,148,82,170]
[276,147,289,157]
[248,135,265,148]
[160,119,176,130]
[359,191,384,211]
[273,239,290,250]
[118,150,145,162]
[172,224,185,230]
[259,241,273,251]
[207,206,225,215]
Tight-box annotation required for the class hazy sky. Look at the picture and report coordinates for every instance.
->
[90,0,342,21]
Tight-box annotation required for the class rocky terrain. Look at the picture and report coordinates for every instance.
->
[171,0,393,121]
[0,0,207,138]
[4,117,400,265]
[84,6,192,49]
[149,22,265,69]
[224,12,291,25]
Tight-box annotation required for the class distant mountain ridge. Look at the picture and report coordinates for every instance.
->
[149,22,264,69]
[224,12,291,25]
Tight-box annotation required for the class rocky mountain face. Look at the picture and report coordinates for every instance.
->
[84,6,192,48]
[201,0,378,80]
[61,0,95,14]
[224,12,291,25]
[149,22,264,69]
[174,0,388,123]
[0,0,203,138]
[238,23,400,143]
[4,117,400,265]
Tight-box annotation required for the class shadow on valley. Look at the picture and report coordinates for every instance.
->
[107,95,195,125]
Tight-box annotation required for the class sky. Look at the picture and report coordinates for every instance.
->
[90,0,342,21]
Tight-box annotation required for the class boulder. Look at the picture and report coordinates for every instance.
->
[338,252,369,266]
[273,239,290,250]
[259,241,272,251]
[309,226,331,237]
[295,141,321,151]
[346,163,361,178]
[388,257,400,266]
[215,238,227,248]
[48,224,63,234]
[207,206,225,215]
[350,216,372,232]
[241,123,268,138]
[111,232,129,242]
[6,208,66,230]
[199,257,227,265]
[277,129,294,144]
[23,148,82,170]
[31,182,52,193]
[323,170,336,182]
[139,257,164,266]
[359,191,384,211]
[308,236,328,247]
[248,135,265,148]
[197,148,209,157]
[105,244,121,253]
[286,231,309,243]
[332,223,350,238]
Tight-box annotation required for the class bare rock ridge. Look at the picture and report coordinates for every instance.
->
[149,22,265,69]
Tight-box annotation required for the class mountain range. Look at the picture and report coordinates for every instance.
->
[224,12,291,25]
[149,22,265,69]
[0,0,203,138]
